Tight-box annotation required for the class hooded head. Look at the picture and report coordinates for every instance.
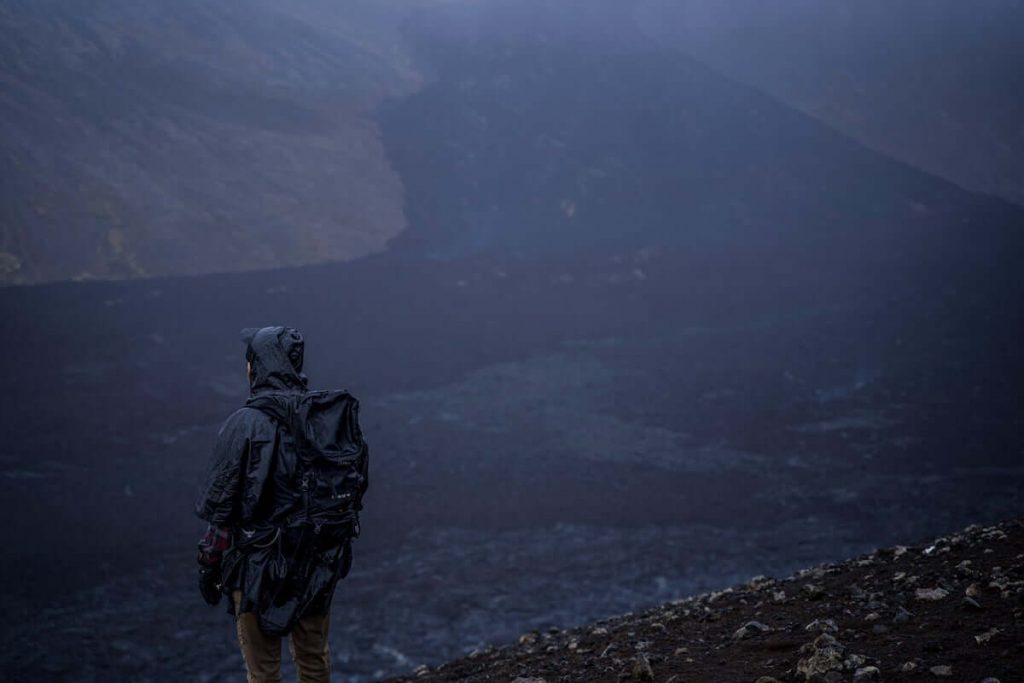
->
[240,326,308,395]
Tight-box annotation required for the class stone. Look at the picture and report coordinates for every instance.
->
[974,627,999,645]
[733,620,772,640]
[844,653,866,670]
[748,574,770,588]
[930,665,953,677]
[813,633,843,652]
[915,587,949,601]
[796,633,845,680]
[632,653,654,681]
[803,583,825,599]
[853,665,881,682]
[755,678,781,683]
[511,678,546,683]
[900,661,918,672]
[804,618,838,634]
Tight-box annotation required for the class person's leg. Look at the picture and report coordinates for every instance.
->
[233,591,283,683]
[289,609,331,683]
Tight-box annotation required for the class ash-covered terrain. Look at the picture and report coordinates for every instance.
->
[392,519,1024,682]
[0,239,1020,681]
[1,2,1023,682]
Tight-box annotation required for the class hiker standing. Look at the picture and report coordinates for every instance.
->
[195,326,369,683]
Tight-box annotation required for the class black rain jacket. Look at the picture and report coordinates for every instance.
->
[195,326,367,632]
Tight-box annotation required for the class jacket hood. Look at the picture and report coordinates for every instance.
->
[240,326,309,397]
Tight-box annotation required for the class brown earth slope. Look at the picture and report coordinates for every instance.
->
[0,0,419,284]
[390,519,1024,682]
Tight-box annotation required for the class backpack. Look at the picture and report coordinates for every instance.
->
[232,389,367,636]
[252,390,368,549]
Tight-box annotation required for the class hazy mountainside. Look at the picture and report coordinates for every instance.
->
[0,0,418,284]
[636,0,1024,206]
[382,0,1023,275]
[3,0,1022,284]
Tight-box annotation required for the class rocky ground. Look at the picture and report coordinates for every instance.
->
[0,246,1021,681]
[390,519,1024,683]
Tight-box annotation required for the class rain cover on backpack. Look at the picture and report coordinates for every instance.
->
[242,388,369,636]
[249,389,369,547]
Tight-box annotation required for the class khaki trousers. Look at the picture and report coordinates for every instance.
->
[233,591,332,683]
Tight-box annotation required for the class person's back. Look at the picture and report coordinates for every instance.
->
[194,326,369,683]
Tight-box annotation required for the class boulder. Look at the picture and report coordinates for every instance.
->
[853,666,881,682]
[796,633,845,680]
[733,621,772,640]
[915,588,949,601]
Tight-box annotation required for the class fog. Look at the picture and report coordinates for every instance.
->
[1,1,1022,680]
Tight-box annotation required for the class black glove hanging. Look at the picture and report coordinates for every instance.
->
[199,565,223,606]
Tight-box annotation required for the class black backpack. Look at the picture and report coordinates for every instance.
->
[236,389,368,636]
[252,389,369,548]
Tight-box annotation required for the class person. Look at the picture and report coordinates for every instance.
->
[194,326,369,683]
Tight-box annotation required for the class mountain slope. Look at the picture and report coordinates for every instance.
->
[635,0,1024,206]
[4,0,1022,284]
[391,519,1024,682]
[381,0,1023,279]
[0,0,419,283]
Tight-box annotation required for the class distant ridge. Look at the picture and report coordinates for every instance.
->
[4,1,1024,285]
